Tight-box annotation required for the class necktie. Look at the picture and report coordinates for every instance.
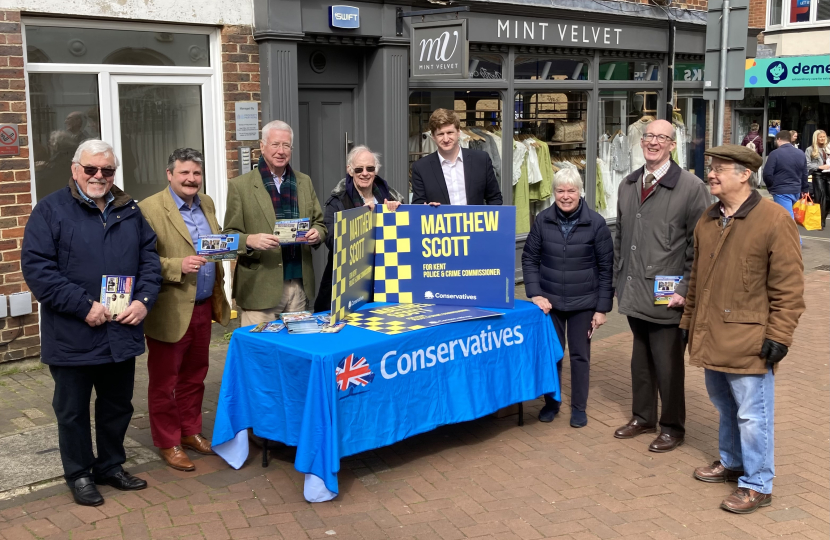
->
[644,173,655,187]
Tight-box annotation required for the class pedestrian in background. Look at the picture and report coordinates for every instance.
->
[763,130,809,237]
[522,168,613,428]
[805,130,829,229]
[682,145,804,514]
[741,122,763,156]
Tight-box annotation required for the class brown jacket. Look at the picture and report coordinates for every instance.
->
[680,190,805,374]
[139,188,231,343]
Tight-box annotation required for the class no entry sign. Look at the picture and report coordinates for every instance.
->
[0,124,19,156]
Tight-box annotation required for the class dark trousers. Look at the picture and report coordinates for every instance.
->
[146,302,212,449]
[812,174,830,227]
[49,358,136,483]
[547,309,594,412]
[628,316,685,437]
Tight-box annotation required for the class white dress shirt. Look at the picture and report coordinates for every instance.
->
[440,150,467,206]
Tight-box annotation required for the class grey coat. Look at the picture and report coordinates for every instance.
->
[613,161,710,325]
[805,145,828,175]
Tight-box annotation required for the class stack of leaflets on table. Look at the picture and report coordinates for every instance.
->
[101,275,133,317]
[280,311,319,334]
[654,275,683,305]
[197,234,239,261]
[249,321,285,333]
[273,217,310,244]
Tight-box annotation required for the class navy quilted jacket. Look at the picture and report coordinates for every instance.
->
[522,199,614,313]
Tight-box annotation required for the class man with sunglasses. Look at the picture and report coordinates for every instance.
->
[612,119,709,453]
[22,139,162,506]
[223,120,326,327]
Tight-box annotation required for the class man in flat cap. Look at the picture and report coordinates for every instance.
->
[681,145,805,514]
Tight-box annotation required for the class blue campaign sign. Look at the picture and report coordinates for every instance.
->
[329,5,360,29]
[373,205,516,309]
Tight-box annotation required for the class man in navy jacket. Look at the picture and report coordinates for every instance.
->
[763,130,809,227]
[22,139,161,507]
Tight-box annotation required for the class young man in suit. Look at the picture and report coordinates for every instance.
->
[139,148,231,472]
[410,108,503,206]
[223,120,326,327]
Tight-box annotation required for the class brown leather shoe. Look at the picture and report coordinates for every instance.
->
[720,487,772,514]
[181,434,215,455]
[614,418,657,439]
[694,461,744,483]
[648,432,684,453]
[160,446,196,471]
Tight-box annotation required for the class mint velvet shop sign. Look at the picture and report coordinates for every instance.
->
[411,20,469,80]
[464,13,668,51]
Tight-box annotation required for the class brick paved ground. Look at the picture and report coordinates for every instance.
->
[0,251,826,539]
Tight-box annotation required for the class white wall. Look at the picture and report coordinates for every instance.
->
[764,29,830,56]
[0,0,253,27]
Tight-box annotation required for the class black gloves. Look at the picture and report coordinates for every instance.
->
[680,329,689,346]
[760,339,788,366]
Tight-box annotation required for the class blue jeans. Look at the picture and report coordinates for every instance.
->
[704,368,775,494]
[772,193,803,244]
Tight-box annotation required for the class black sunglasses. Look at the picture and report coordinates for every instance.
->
[79,164,116,178]
[352,166,376,174]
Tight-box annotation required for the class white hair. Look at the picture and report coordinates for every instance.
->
[261,120,294,145]
[346,145,381,172]
[552,168,583,193]
[72,139,120,167]
[732,163,759,189]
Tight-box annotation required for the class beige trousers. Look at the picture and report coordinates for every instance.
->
[239,279,308,326]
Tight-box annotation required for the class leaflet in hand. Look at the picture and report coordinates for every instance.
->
[197,234,239,261]
[654,275,682,305]
[273,218,310,244]
[101,275,133,317]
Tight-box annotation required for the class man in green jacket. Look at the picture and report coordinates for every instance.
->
[224,120,326,326]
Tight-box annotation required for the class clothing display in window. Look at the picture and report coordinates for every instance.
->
[627,116,653,172]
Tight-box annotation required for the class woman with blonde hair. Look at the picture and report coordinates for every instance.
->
[805,130,829,229]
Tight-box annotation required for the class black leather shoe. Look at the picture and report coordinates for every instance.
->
[95,470,148,491]
[70,477,104,506]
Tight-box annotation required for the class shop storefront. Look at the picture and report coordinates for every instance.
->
[742,55,830,156]
[255,0,710,278]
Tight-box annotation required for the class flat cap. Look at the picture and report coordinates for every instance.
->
[704,144,763,172]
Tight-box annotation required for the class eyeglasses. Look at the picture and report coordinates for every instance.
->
[352,166,376,174]
[710,165,737,174]
[642,134,675,144]
[78,164,116,178]
[267,142,292,151]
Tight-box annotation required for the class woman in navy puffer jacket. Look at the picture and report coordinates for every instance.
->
[522,168,614,428]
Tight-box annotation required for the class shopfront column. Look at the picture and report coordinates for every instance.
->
[365,40,409,197]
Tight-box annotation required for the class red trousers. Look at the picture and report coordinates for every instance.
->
[146,301,212,449]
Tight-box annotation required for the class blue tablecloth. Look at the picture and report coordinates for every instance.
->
[212,300,562,500]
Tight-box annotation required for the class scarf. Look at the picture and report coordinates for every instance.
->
[555,199,582,239]
[258,156,303,281]
[347,176,387,209]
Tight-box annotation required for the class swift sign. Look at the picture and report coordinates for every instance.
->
[329,5,359,29]
[410,20,468,80]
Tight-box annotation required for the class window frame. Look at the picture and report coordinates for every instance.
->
[766,0,830,29]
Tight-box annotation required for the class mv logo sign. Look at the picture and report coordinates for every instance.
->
[411,20,468,80]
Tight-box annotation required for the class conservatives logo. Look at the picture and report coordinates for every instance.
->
[766,61,788,84]
[424,291,434,299]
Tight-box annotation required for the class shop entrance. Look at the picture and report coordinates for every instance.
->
[297,88,355,299]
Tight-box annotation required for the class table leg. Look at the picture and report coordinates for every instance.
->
[262,439,269,468]
[518,402,524,426]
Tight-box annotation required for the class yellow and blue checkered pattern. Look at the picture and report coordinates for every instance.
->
[330,212,350,323]
[373,207,413,304]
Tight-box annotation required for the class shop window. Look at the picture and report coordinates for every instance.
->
[674,62,704,82]
[513,91,588,233]
[408,90,503,197]
[789,0,811,23]
[30,73,101,201]
[599,61,660,81]
[514,56,589,81]
[25,26,210,67]
[596,91,660,219]
[469,54,504,79]
[818,0,830,20]
[769,0,784,24]
[735,88,766,108]
[677,94,709,180]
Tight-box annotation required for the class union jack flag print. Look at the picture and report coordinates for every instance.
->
[335,354,375,391]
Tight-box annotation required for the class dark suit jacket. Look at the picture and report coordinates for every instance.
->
[410,148,503,205]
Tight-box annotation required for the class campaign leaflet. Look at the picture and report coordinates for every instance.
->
[654,275,683,305]
[249,321,285,333]
[196,234,239,261]
[273,217,310,244]
[100,275,133,317]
